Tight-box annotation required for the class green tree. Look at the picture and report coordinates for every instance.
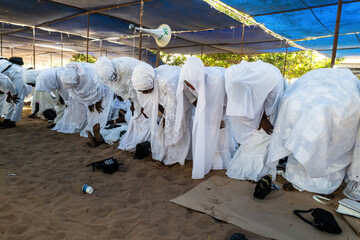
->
[70,53,97,63]
[161,51,343,81]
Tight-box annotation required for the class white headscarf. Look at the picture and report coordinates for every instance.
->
[132,62,155,91]
[225,60,284,145]
[36,68,59,92]
[23,69,39,85]
[95,56,117,83]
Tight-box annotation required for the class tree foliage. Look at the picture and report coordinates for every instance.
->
[70,53,97,63]
[161,51,343,80]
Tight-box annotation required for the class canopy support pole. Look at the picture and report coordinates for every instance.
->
[331,0,343,68]
[283,46,288,77]
[11,48,13,57]
[86,14,90,63]
[33,27,36,69]
[309,51,313,70]
[200,44,204,59]
[50,52,53,67]
[61,44,63,67]
[156,47,160,67]
[138,0,144,60]
[0,35,2,56]
[240,19,246,60]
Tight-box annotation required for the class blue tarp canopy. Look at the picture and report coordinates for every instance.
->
[221,0,360,58]
[0,0,296,66]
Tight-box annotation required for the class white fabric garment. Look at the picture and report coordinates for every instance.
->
[100,123,128,145]
[267,68,360,194]
[225,60,285,181]
[0,73,15,116]
[175,57,229,179]
[0,73,16,95]
[132,63,190,165]
[225,60,284,145]
[110,97,132,123]
[0,59,26,122]
[59,62,113,137]
[94,56,150,151]
[36,67,87,133]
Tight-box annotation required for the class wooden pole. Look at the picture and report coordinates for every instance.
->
[86,14,90,63]
[283,46,288,77]
[11,48,13,57]
[50,52,53,67]
[200,44,204,60]
[240,19,246,59]
[138,0,144,60]
[33,27,36,69]
[155,47,160,67]
[0,35,2,56]
[331,0,343,68]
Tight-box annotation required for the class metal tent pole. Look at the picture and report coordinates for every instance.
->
[240,18,246,59]
[33,27,36,69]
[50,52,53,67]
[155,47,160,67]
[138,0,144,60]
[0,35,2,56]
[86,14,90,62]
[200,44,204,60]
[11,48,13,57]
[61,44,63,67]
[331,0,343,68]
[282,46,288,77]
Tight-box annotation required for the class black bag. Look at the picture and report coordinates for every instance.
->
[43,109,57,120]
[293,208,342,234]
[8,57,24,66]
[253,174,279,199]
[86,157,123,174]
[133,141,151,159]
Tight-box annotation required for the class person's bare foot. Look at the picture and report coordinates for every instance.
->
[283,182,296,191]
[93,123,103,143]
[87,130,98,147]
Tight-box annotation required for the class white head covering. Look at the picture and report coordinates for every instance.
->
[225,60,284,145]
[23,69,39,85]
[132,62,155,91]
[95,56,117,83]
[35,68,59,92]
[59,67,79,89]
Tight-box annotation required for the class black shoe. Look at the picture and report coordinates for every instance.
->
[0,119,10,127]
[0,121,16,129]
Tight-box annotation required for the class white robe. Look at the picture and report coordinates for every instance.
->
[95,56,150,151]
[267,68,360,194]
[35,67,87,133]
[225,60,285,181]
[132,63,190,165]
[175,57,231,179]
[0,73,16,116]
[59,62,113,138]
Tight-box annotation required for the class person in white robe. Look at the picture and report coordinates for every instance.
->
[0,73,16,120]
[23,69,58,121]
[95,56,150,151]
[175,57,232,179]
[35,67,87,133]
[0,57,28,128]
[267,68,360,194]
[58,62,113,138]
[132,62,190,165]
[225,60,285,181]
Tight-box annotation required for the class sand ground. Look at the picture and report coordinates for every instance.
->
[0,108,268,240]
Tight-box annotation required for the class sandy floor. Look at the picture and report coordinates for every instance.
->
[0,108,268,240]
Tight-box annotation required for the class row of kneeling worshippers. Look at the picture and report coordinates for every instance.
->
[1,55,360,200]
